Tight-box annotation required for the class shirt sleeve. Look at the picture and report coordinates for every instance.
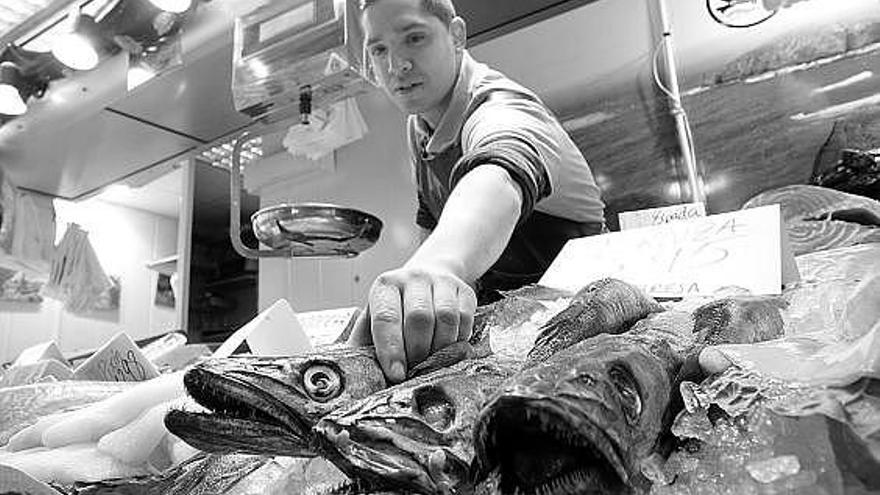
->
[451,91,558,223]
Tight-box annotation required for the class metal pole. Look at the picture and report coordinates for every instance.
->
[657,0,706,205]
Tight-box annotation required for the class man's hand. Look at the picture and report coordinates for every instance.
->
[348,265,477,383]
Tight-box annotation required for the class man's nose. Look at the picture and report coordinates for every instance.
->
[387,54,413,76]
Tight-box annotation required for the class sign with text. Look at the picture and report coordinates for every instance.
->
[540,204,795,298]
[73,332,160,382]
[618,202,706,230]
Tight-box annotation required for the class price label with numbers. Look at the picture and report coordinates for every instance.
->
[73,332,159,382]
[540,204,799,298]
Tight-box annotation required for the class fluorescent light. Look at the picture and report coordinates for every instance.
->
[149,0,192,13]
[0,83,27,115]
[0,62,27,115]
[51,31,100,70]
[128,65,156,89]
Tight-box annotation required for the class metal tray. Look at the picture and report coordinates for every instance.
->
[251,203,383,257]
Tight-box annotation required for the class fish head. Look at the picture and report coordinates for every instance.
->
[314,357,519,494]
[165,345,386,457]
[474,334,674,494]
[693,295,785,345]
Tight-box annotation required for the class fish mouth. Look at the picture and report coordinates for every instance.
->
[165,366,315,456]
[475,396,629,495]
[315,418,470,494]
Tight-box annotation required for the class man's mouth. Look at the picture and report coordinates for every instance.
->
[394,81,422,95]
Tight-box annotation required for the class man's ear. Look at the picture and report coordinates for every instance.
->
[450,16,467,50]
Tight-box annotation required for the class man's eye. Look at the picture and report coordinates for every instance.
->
[407,33,426,45]
[369,46,387,57]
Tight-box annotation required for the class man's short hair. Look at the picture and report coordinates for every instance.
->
[359,0,457,27]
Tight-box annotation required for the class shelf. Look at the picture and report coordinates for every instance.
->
[145,255,179,276]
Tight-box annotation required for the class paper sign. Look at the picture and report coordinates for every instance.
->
[618,202,706,230]
[13,341,70,368]
[212,299,314,358]
[73,332,160,382]
[540,204,797,298]
[297,307,360,346]
[0,465,61,495]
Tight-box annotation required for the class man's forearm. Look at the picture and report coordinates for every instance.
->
[405,165,523,285]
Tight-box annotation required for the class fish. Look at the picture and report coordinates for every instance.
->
[164,345,387,457]
[1,381,134,446]
[313,355,521,495]
[525,277,663,366]
[308,279,657,494]
[742,184,880,255]
[165,284,571,458]
[48,452,270,495]
[472,295,785,494]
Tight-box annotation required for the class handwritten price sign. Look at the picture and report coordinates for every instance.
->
[540,205,796,298]
[73,332,159,382]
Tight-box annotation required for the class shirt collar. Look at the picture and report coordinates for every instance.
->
[413,50,480,155]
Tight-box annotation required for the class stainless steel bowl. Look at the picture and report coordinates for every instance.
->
[251,203,383,257]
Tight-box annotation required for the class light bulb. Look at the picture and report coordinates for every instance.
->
[128,66,156,89]
[0,84,26,115]
[149,0,192,13]
[52,32,99,70]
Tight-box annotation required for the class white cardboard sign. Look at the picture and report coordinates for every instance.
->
[618,202,706,230]
[540,204,795,298]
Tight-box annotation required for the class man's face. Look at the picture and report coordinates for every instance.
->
[362,0,462,122]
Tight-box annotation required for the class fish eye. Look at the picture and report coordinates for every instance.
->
[302,363,343,402]
[608,363,642,424]
[412,385,455,430]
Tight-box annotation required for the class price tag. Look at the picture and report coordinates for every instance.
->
[72,332,159,382]
[540,204,800,298]
[618,202,706,230]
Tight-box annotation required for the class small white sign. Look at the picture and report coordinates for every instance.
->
[213,299,314,358]
[618,202,706,230]
[540,204,795,298]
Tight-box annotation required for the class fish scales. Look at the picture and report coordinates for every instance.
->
[473,295,786,495]
[1,381,134,446]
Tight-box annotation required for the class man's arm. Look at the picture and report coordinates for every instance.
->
[407,163,522,284]
[349,164,523,382]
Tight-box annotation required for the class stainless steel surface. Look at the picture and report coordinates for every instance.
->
[252,203,382,256]
[1,0,603,200]
[228,127,381,259]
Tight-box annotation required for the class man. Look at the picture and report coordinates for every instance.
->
[347,0,606,382]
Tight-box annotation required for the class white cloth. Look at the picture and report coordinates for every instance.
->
[42,224,112,314]
[283,97,368,161]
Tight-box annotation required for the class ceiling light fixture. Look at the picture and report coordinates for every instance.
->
[0,62,28,115]
[50,12,117,70]
[148,0,193,14]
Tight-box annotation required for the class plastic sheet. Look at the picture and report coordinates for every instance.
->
[711,245,880,387]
